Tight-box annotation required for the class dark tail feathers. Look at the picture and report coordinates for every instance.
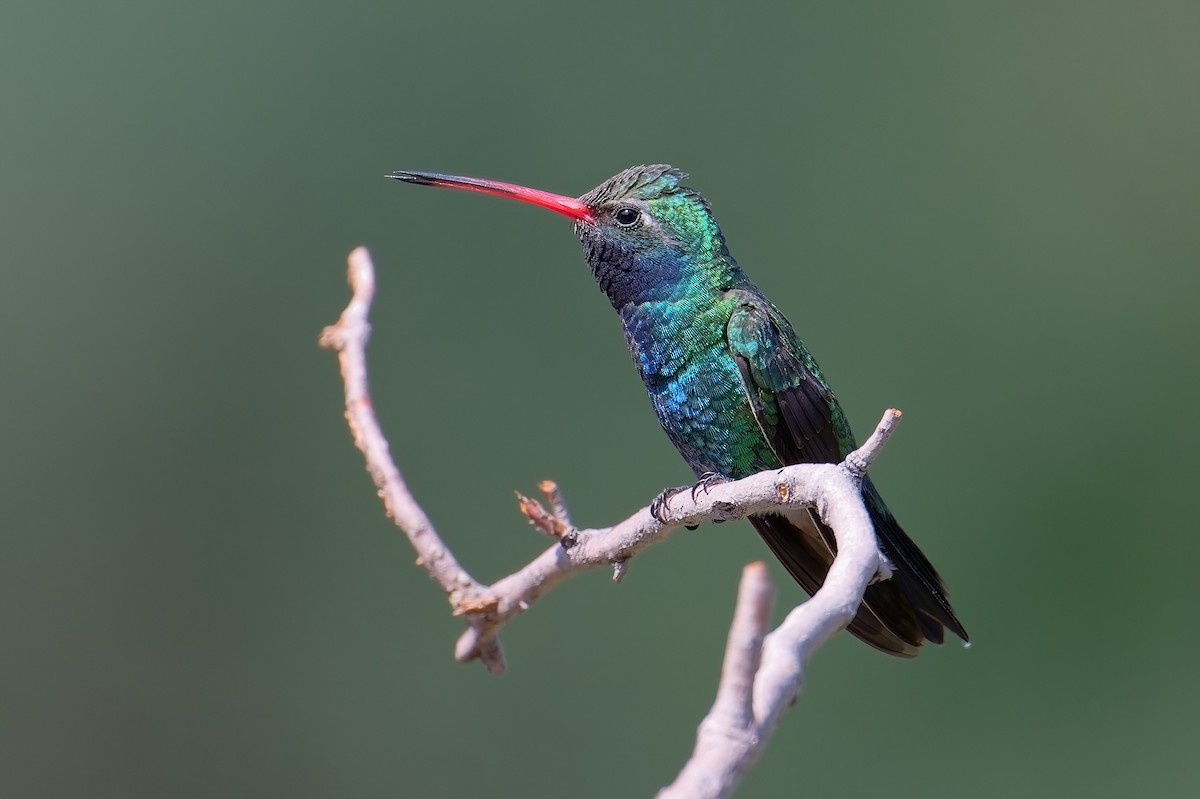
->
[748,477,968,657]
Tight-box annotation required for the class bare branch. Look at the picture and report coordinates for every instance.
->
[539,480,575,531]
[843,406,901,477]
[712,562,773,733]
[324,248,906,797]
[319,247,502,671]
[658,425,891,799]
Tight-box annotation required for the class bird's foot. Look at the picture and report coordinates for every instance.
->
[690,472,729,501]
[650,485,687,525]
[650,473,730,529]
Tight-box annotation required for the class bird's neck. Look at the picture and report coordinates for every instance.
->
[586,244,742,311]
[613,254,755,378]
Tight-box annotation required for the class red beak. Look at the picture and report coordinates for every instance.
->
[388,170,594,224]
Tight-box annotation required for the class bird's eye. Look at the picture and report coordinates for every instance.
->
[614,207,641,227]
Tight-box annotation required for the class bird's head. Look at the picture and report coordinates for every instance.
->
[389,164,737,308]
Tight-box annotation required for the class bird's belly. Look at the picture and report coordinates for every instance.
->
[640,349,779,479]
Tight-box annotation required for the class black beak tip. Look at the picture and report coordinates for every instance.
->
[387,170,432,185]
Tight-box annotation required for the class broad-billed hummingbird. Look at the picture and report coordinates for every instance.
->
[389,165,968,656]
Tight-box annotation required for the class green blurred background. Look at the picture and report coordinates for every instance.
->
[3,1,1198,796]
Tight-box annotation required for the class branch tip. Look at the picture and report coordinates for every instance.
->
[843,408,904,478]
[612,558,629,583]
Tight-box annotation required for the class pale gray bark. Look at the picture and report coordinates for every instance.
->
[322,247,902,798]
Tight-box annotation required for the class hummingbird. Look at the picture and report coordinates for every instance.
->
[388,165,968,656]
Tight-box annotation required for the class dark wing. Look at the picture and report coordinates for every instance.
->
[725,298,845,465]
[726,295,966,656]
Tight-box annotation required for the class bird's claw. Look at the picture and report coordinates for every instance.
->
[651,473,730,526]
[690,471,728,502]
[650,486,684,524]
